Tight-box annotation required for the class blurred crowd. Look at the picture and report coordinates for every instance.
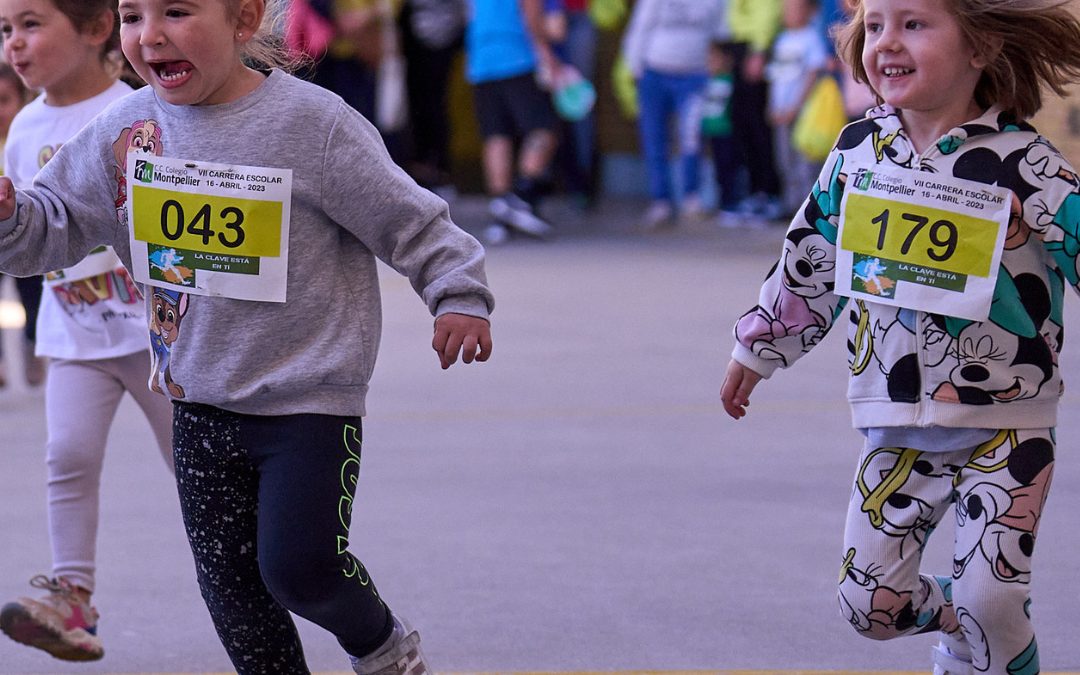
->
[280,0,876,241]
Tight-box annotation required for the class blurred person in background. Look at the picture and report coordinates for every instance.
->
[465,0,561,243]
[399,0,465,197]
[547,0,598,209]
[308,0,408,159]
[765,0,827,218]
[622,0,729,229]
[726,0,783,220]
[0,61,43,388]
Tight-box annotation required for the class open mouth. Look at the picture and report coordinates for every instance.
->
[992,379,1023,401]
[995,552,1021,579]
[152,60,193,84]
[883,67,913,77]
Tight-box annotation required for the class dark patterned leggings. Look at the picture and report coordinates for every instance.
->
[172,402,393,675]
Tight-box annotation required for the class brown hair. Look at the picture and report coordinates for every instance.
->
[835,0,1080,120]
[51,0,120,58]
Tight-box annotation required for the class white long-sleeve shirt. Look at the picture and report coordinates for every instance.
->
[621,0,730,78]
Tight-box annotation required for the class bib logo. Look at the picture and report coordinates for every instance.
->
[134,159,155,184]
[853,169,874,191]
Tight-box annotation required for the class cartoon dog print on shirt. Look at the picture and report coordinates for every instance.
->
[112,119,163,224]
[149,287,188,398]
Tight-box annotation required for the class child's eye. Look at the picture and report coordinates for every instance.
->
[905,20,922,30]
[165,9,188,18]
[865,22,881,33]
[120,13,139,24]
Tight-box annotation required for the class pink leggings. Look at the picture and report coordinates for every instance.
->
[45,350,174,592]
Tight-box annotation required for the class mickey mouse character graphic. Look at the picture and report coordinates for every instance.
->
[149,287,188,398]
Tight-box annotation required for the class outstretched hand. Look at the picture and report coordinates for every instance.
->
[432,313,492,370]
[0,177,14,221]
[720,359,763,419]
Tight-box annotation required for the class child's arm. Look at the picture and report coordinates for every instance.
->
[432,313,492,370]
[0,177,13,221]
[720,359,763,419]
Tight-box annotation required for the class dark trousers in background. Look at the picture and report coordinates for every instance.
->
[729,42,781,200]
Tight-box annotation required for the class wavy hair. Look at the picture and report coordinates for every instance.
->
[836,0,1080,120]
[227,0,304,72]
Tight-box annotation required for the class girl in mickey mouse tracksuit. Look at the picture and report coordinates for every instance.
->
[722,0,1080,674]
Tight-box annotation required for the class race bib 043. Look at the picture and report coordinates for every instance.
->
[835,166,1012,321]
[126,154,293,302]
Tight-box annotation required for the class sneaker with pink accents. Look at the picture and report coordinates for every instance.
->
[0,575,103,661]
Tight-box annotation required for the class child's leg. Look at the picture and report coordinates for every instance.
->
[115,350,175,473]
[710,135,740,210]
[173,403,308,674]
[839,444,960,641]
[13,275,43,345]
[240,413,393,658]
[673,74,707,200]
[0,358,123,661]
[173,404,394,674]
[45,358,129,592]
[948,429,1054,674]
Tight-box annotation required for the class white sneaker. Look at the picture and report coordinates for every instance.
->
[489,194,553,238]
[482,223,510,246]
[350,613,429,675]
[680,194,707,223]
[715,209,744,228]
[641,200,673,228]
[932,632,973,675]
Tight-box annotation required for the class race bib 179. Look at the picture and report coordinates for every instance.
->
[835,166,1012,321]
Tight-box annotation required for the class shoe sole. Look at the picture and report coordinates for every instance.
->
[489,203,553,238]
[0,603,104,662]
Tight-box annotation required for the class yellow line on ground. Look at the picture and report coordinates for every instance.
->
[25,671,1080,675]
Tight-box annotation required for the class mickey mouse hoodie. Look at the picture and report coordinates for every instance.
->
[733,105,1080,431]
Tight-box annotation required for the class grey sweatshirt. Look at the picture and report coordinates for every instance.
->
[0,69,493,417]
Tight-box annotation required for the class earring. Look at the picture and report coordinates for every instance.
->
[237,32,243,38]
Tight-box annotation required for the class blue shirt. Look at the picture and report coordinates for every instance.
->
[465,0,538,83]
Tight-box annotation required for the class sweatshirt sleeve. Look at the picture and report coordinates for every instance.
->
[0,122,123,278]
[620,0,656,78]
[1021,136,1080,301]
[320,103,494,319]
[732,144,849,377]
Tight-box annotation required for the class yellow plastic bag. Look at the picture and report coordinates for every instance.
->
[590,0,627,30]
[612,56,638,120]
[792,76,848,162]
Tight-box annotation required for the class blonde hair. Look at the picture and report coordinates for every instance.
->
[836,0,1080,120]
[229,0,304,72]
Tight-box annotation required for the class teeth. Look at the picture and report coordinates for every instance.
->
[884,67,911,77]
[157,65,189,82]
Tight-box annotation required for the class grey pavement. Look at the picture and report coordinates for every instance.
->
[1,197,1079,673]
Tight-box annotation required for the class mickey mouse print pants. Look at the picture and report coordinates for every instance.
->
[838,429,1054,675]
[172,402,395,675]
